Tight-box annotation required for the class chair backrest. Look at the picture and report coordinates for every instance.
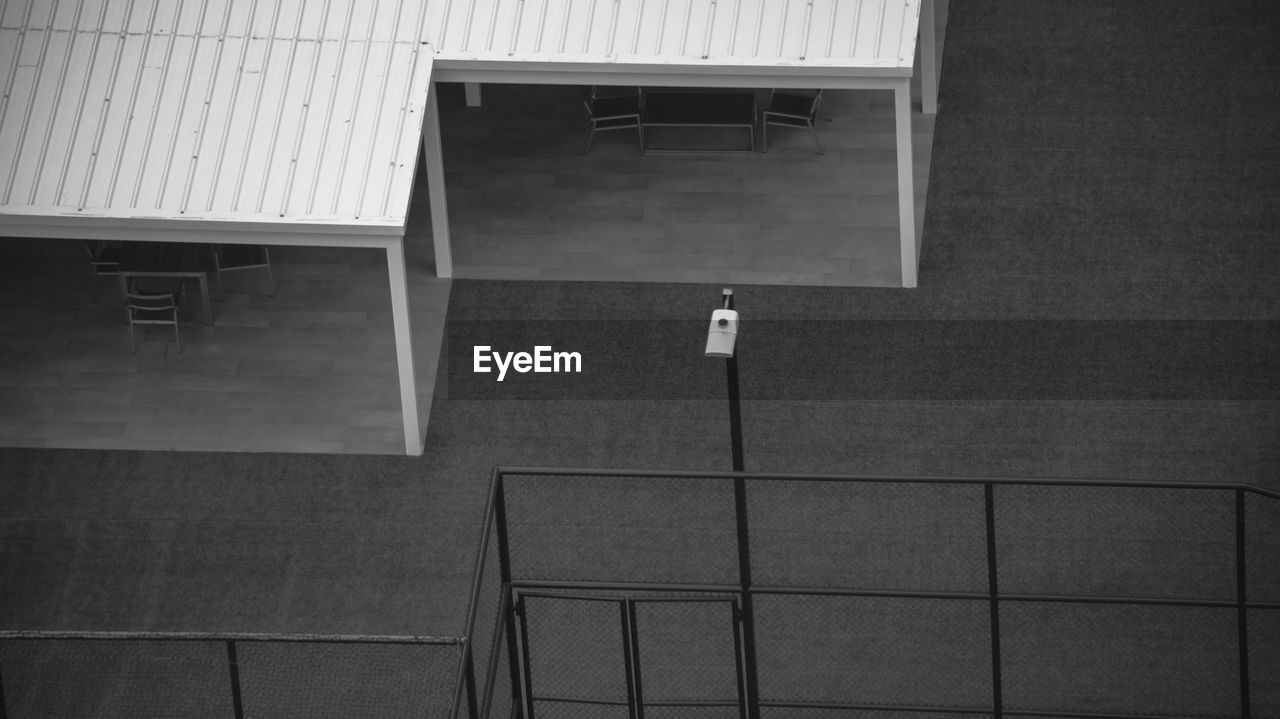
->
[125,292,179,313]
[214,244,269,271]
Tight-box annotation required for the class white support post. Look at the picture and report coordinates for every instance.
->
[895,80,918,288]
[386,237,423,455]
[464,82,482,107]
[422,82,453,278]
[921,0,938,115]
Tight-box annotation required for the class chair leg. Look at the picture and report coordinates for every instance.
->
[172,310,182,355]
[264,249,276,297]
[583,128,596,155]
[809,125,824,155]
[762,122,769,153]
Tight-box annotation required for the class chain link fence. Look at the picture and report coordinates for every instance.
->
[0,633,462,719]
[486,469,1280,719]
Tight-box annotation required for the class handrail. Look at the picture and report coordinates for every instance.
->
[0,630,465,719]
[479,467,1277,719]
[495,466,1280,499]
[0,630,461,644]
[449,466,506,719]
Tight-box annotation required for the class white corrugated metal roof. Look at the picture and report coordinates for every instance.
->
[426,0,922,78]
[0,0,433,233]
[1,0,923,237]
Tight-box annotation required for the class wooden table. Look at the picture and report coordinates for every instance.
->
[641,89,757,153]
[118,242,216,325]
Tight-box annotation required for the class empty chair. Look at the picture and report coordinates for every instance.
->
[581,86,642,154]
[124,288,183,354]
[213,244,274,296]
[83,240,122,299]
[761,89,825,154]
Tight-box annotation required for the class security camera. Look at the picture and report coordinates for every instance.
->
[705,308,738,358]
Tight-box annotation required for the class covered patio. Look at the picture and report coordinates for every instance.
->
[0,0,946,456]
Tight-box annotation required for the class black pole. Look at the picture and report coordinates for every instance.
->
[1236,489,1251,719]
[515,594,536,719]
[720,289,759,719]
[463,648,479,719]
[622,599,644,719]
[0,653,8,719]
[983,483,1004,719]
[226,640,245,719]
[494,473,525,718]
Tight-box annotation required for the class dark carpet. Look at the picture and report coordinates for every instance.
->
[2,0,1279,715]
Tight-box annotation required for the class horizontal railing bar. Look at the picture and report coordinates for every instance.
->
[511,582,1277,610]
[630,596,740,605]
[515,589,626,603]
[754,586,989,600]
[641,699,743,706]
[1003,708,1219,719]
[529,694,629,706]
[510,579,739,594]
[761,699,990,714]
[496,467,1280,499]
[763,700,1207,719]
[0,631,463,644]
[999,593,1241,608]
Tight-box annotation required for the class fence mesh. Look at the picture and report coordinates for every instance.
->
[1250,608,1280,718]
[1246,490,1280,602]
[752,594,992,710]
[999,602,1239,718]
[0,637,462,719]
[495,472,1279,717]
[0,639,230,719]
[503,474,739,585]
[236,640,459,719]
[521,595,628,704]
[994,485,1236,600]
[746,480,987,592]
[632,600,739,704]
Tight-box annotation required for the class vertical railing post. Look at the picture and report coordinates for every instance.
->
[720,289,760,719]
[0,652,8,719]
[1235,489,1251,719]
[495,473,524,717]
[515,594,536,719]
[226,640,245,719]
[622,599,644,719]
[463,645,479,719]
[983,483,1004,719]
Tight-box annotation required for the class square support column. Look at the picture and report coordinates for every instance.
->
[921,0,939,115]
[386,237,423,455]
[422,82,453,278]
[894,79,918,288]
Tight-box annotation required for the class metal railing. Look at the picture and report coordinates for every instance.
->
[461,467,1280,719]
[0,631,463,719]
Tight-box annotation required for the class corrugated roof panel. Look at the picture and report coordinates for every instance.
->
[1,0,432,231]
[428,0,920,70]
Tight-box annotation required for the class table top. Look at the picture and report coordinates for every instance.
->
[119,242,215,274]
[643,90,756,126]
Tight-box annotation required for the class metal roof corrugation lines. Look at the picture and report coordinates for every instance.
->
[0,0,433,230]
[425,0,920,72]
